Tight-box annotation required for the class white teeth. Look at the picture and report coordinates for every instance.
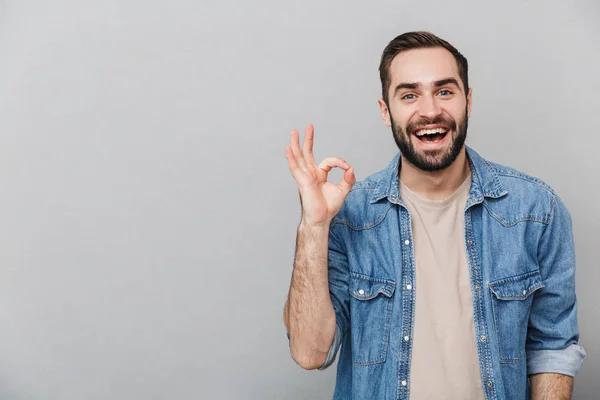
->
[415,128,447,136]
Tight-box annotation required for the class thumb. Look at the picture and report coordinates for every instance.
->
[338,167,356,193]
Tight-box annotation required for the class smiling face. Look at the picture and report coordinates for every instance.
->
[379,47,472,172]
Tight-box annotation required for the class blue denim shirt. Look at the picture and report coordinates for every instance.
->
[313,147,585,400]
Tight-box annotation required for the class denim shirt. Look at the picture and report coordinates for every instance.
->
[313,147,586,400]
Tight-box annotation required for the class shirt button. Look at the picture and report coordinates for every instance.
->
[406,284,412,290]
[401,381,407,386]
[487,381,493,388]
[468,239,473,245]
[475,284,481,291]
[404,336,410,341]
[522,290,527,295]
[480,335,487,342]
[358,289,365,295]
[404,240,410,245]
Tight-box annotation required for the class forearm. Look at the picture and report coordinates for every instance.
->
[530,373,573,400]
[284,222,336,369]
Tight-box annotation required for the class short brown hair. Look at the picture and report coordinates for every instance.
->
[379,31,469,103]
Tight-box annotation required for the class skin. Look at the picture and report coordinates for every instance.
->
[378,47,473,200]
[283,125,355,369]
[530,373,574,400]
[283,45,575,398]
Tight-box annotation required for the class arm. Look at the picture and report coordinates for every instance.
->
[283,125,355,370]
[526,195,586,390]
[529,373,572,400]
[284,222,336,370]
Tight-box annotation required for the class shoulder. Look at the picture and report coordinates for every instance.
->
[485,159,556,195]
[331,167,393,231]
[481,158,562,226]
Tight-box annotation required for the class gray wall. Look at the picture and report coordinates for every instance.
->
[0,0,597,399]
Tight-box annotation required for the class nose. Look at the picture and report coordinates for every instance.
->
[418,94,442,119]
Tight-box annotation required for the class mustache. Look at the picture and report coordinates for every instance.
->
[406,116,457,135]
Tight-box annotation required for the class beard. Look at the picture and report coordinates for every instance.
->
[390,106,469,172]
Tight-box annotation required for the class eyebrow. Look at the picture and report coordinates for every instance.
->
[433,78,460,89]
[393,77,461,97]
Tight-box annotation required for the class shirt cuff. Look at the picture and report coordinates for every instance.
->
[317,324,342,371]
[527,344,586,377]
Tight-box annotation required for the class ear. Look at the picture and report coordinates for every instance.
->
[378,98,392,127]
[466,88,473,118]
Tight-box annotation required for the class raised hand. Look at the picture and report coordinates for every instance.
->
[285,124,356,227]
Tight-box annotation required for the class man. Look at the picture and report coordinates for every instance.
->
[283,31,586,400]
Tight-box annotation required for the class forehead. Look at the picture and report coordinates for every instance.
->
[388,47,461,89]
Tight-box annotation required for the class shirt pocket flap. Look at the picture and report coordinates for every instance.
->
[488,270,544,300]
[348,273,396,301]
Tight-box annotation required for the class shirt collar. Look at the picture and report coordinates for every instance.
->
[369,146,508,204]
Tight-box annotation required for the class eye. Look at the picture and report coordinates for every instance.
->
[401,93,416,101]
[438,89,452,96]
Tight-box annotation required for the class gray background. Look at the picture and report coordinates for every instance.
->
[0,0,598,399]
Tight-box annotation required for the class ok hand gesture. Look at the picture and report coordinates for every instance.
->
[285,124,356,227]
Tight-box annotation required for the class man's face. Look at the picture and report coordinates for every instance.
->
[379,47,472,172]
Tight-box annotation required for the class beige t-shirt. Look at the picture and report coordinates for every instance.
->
[400,174,485,400]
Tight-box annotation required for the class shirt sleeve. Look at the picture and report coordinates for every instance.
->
[526,195,586,376]
[317,222,351,370]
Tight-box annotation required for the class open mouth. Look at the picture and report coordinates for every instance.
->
[413,127,449,144]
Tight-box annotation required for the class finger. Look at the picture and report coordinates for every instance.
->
[290,129,307,169]
[285,146,299,173]
[302,124,316,166]
[317,157,350,173]
[338,166,356,193]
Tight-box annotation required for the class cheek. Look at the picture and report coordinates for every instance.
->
[390,107,412,128]
[447,101,468,119]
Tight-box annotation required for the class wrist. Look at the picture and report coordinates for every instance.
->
[299,219,331,232]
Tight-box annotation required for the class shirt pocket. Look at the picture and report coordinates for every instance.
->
[348,272,396,366]
[488,270,544,364]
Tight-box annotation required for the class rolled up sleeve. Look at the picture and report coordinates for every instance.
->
[527,344,586,376]
[526,195,586,376]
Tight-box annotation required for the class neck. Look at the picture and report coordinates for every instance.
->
[399,147,471,201]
